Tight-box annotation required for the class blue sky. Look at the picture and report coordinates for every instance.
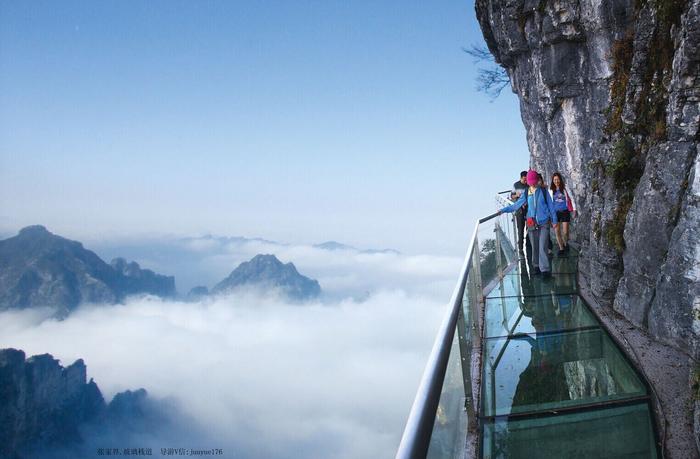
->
[0,0,527,254]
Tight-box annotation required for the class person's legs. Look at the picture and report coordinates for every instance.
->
[528,228,540,271]
[554,220,564,251]
[538,226,551,273]
[562,222,569,247]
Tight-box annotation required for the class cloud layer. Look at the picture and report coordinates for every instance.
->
[0,242,460,458]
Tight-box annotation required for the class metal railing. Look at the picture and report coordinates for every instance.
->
[396,195,518,459]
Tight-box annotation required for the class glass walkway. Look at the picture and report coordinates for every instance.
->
[397,194,660,459]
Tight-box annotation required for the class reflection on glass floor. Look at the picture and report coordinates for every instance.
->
[482,328,647,416]
[482,402,657,459]
[485,294,597,338]
[486,261,578,299]
[480,253,658,458]
[503,256,579,275]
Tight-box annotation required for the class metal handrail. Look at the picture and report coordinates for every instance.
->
[395,210,502,459]
[479,211,501,224]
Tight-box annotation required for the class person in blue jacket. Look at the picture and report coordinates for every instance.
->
[498,169,558,277]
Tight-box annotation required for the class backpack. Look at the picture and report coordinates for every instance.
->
[526,188,542,229]
[564,189,575,212]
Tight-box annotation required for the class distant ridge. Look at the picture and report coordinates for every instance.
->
[314,240,400,255]
[0,225,175,316]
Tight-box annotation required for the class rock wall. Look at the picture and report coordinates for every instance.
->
[475,0,699,358]
[476,0,699,450]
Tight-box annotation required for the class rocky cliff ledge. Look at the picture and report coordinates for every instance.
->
[0,348,175,459]
[0,348,104,457]
[476,0,699,452]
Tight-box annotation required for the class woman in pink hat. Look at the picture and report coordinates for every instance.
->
[498,170,558,278]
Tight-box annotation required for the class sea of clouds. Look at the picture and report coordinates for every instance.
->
[0,236,465,458]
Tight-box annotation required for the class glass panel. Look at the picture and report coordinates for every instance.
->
[487,272,577,299]
[484,294,598,338]
[486,272,521,298]
[547,273,578,295]
[478,217,514,289]
[482,328,647,417]
[494,195,519,254]
[482,402,658,459]
[494,221,517,265]
[426,327,467,459]
[502,216,519,256]
[480,242,502,288]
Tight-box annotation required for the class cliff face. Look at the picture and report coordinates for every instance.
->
[475,0,699,360]
[0,348,105,457]
[0,348,185,459]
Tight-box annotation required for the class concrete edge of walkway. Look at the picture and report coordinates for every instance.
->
[578,275,698,459]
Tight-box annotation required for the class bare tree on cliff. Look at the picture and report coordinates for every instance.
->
[464,45,510,99]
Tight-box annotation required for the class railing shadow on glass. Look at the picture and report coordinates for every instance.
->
[396,194,519,459]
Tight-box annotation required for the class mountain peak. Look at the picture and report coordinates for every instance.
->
[313,241,356,251]
[212,254,320,301]
[248,253,285,266]
[0,228,175,315]
[18,225,51,237]
[110,257,142,273]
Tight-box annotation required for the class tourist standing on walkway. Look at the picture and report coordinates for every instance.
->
[498,170,558,278]
[511,171,529,254]
[537,172,554,255]
[550,172,576,254]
